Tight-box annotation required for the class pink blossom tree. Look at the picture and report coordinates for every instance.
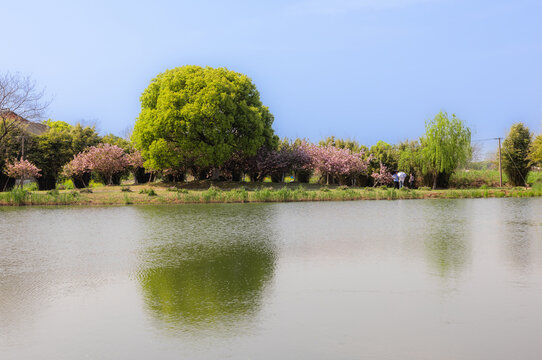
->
[4,159,41,188]
[307,145,370,185]
[62,152,92,188]
[84,144,129,185]
[62,144,129,186]
[371,163,393,187]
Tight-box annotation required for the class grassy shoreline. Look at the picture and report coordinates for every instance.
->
[1,182,542,206]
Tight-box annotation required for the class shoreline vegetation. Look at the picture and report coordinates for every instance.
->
[1,180,541,206]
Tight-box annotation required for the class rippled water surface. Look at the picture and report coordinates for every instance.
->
[1,199,542,359]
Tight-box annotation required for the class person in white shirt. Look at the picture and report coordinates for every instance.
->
[397,171,407,188]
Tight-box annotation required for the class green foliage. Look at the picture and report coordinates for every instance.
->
[47,189,60,196]
[502,123,532,186]
[319,136,363,153]
[8,188,29,205]
[139,188,157,196]
[449,169,506,188]
[419,112,471,188]
[528,133,542,167]
[101,134,132,152]
[25,120,101,190]
[61,179,75,190]
[89,179,104,188]
[397,140,420,175]
[123,194,133,205]
[132,65,277,172]
[23,182,38,191]
[370,141,398,171]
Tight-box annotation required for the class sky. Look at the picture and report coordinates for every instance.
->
[1,0,541,154]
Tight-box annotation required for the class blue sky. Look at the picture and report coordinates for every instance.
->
[2,0,541,153]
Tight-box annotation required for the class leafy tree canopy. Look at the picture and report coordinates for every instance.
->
[502,123,532,186]
[132,66,277,171]
[26,120,101,189]
[420,112,471,188]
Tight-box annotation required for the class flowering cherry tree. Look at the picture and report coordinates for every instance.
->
[307,145,370,185]
[63,143,129,186]
[84,144,129,185]
[62,152,92,187]
[371,163,393,186]
[4,159,41,188]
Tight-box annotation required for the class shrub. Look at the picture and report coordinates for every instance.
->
[89,180,103,188]
[139,188,157,196]
[62,179,75,190]
[23,182,38,191]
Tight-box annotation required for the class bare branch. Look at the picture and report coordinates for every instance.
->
[0,72,50,144]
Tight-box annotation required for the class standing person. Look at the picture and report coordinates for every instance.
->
[409,173,415,189]
[397,171,407,188]
[392,171,399,189]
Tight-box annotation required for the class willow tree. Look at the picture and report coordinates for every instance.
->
[132,66,276,179]
[420,112,471,189]
[502,123,532,186]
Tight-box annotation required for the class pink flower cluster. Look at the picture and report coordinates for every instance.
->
[371,163,393,186]
[307,145,370,178]
[4,159,41,181]
[63,144,142,185]
[125,150,144,168]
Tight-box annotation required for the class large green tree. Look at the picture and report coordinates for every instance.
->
[132,66,276,179]
[502,123,532,186]
[420,112,471,189]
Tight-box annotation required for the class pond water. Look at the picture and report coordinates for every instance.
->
[1,198,542,359]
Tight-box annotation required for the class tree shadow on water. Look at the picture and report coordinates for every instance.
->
[423,201,471,280]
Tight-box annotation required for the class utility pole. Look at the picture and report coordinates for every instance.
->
[497,138,502,187]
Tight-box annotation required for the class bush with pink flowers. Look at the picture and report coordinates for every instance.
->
[4,159,41,188]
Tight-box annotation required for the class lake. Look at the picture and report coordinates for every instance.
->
[1,198,542,359]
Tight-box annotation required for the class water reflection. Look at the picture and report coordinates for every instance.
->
[134,205,277,334]
[423,200,470,279]
[500,199,538,273]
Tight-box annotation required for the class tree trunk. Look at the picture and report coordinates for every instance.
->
[211,167,220,180]
[432,173,438,189]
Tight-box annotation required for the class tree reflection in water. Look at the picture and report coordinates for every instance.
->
[423,200,471,279]
[134,205,277,333]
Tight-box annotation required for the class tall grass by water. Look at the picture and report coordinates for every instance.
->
[1,184,542,206]
[0,189,81,206]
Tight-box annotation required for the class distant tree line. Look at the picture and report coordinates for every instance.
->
[1,66,541,191]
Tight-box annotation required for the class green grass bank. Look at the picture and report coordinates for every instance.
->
[1,182,542,206]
